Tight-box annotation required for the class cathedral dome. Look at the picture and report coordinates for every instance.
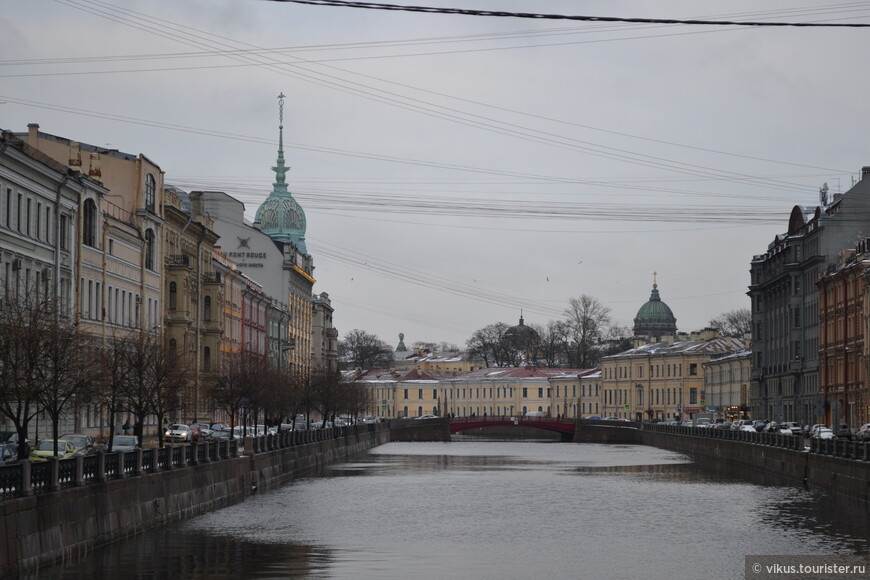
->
[633,278,677,338]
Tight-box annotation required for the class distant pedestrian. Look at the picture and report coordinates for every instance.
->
[123,421,130,435]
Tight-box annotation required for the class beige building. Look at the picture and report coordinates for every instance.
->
[16,124,165,337]
[703,350,752,422]
[162,186,223,422]
[601,330,749,421]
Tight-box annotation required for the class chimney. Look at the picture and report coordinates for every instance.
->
[68,141,82,169]
[862,166,870,181]
[88,151,102,181]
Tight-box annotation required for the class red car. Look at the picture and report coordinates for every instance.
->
[186,423,202,441]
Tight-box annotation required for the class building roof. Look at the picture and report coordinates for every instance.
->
[603,336,748,360]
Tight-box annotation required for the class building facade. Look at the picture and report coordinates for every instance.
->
[749,170,870,426]
[818,244,869,428]
[703,350,752,422]
[601,330,749,421]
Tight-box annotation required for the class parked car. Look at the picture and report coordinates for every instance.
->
[414,414,438,420]
[740,424,757,433]
[0,443,18,465]
[186,423,203,441]
[198,425,214,438]
[753,420,767,432]
[59,433,100,456]
[780,422,802,436]
[716,421,732,430]
[165,424,193,442]
[834,424,852,440]
[109,435,140,453]
[29,439,77,462]
[856,423,870,441]
[210,429,232,441]
[811,425,835,439]
[681,420,694,428]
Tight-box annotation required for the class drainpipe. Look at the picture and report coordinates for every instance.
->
[52,173,70,320]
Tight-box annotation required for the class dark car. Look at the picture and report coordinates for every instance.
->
[59,433,100,456]
[0,443,18,465]
[109,435,140,453]
[834,424,852,440]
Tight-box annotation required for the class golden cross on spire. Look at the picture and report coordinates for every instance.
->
[278,92,285,126]
[653,271,658,289]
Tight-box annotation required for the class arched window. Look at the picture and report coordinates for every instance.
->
[169,281,177,311]
[203,346,211,372]
[417,406,423,417]
[169,339,177,361]
[144,229,155,270]
[403,406,408,418]
[145,174,156,213]
[83,199,97,247]
[204,296,211,321]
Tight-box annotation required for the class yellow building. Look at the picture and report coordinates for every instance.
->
[601,330,749,421]
[162,186,222,422]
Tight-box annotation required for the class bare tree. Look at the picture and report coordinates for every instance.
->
[466,322,514,367]
[35,313,91,454]
[708,307,752,338]
[0,296,77,459]
[338,329,394,370]
[311,367,344,427]
[534,320,570,368]
[564,295,612,368]
[210,351,267,439]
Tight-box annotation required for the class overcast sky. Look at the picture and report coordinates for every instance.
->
[2,0,869,348]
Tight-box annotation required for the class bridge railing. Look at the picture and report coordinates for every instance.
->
[0,421,396,502]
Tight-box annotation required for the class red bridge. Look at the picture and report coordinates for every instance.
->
[447,416,641,442]
[450,415,579,435]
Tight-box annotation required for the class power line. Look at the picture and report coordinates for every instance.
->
[279,0,870,27]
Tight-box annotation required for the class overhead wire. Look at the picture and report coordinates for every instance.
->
[277,0,870,27]
[39,0,849,194]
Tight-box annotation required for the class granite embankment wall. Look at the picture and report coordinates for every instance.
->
[0,421,442,577]
[638,428,870,504]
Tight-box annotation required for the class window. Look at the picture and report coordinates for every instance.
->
[522,387,528,398]
[83,199,97,247]
[689,364,698,376]
[4,187,10,227]
[203,347,211,372]
[418,389,423,400]
[144,229,155,270]
[204,296,212,321]
[689,388,697,404]
[60,214,68,250]
[145,173,156,212]
[169,281,177,311]
[17,193,22,232]
[26,198,31,236]
[36,202,41,240]
[403,389,409,400]
[538,388,543,398]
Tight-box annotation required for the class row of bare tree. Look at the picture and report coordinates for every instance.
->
[0,296,369,460]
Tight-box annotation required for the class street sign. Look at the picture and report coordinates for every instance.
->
[623,404,630,410]
[676,404,682,411]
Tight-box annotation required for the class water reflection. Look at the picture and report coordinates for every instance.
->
[27,441,870,580]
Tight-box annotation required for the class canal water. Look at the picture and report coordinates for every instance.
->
[28,440,870,579]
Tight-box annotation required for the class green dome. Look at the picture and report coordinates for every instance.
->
[633,284,677,337]
[253,94,308,254]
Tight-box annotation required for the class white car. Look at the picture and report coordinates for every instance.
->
[812,427,835,440]
[414,414,439,420]
[164,424,192,442]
